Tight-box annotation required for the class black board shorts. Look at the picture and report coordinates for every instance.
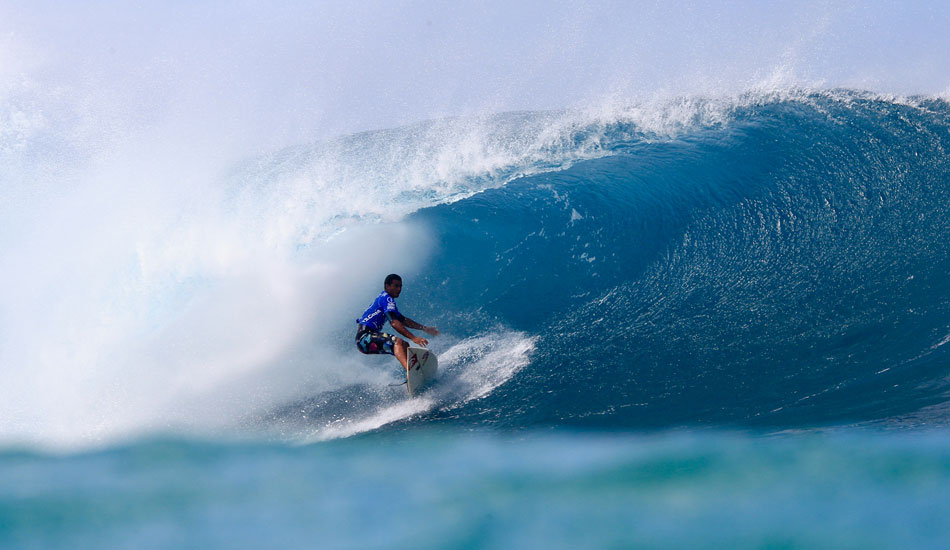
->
[356,326,398,355]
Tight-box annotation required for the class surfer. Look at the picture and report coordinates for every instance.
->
[355,274,440,371]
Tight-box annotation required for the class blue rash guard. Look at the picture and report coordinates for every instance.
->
[357,291,404,331]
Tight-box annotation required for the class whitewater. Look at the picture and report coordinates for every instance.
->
[3,2,950,548]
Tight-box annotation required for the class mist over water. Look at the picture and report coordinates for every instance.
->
[2,1,950,448]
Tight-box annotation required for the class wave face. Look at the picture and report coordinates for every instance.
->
[402,92,950,431]
[4,90,950,445]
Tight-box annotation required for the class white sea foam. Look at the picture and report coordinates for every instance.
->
[305,330,536,442]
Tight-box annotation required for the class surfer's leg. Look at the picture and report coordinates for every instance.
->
[394,338,409,371]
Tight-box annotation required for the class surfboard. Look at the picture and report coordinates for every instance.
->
[406,346,438,397]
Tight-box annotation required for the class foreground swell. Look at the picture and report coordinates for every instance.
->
[3,431,950,549]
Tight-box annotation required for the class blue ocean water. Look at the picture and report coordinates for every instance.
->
[3,432,950,549]
[4,90,950,547]
[409,92,950,431]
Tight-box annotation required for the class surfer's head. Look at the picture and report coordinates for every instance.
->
[384,274,403,298]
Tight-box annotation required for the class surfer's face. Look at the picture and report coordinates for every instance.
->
[385,279,402,298]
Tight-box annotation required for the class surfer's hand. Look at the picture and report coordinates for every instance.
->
[413,336,428,347]
[423,325,440,336]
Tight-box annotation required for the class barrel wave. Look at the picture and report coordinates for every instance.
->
[386,91,950,432]
[4,90,950,445]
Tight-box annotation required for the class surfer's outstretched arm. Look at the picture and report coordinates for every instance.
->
[390,318,429,347]
[401,316,440,336]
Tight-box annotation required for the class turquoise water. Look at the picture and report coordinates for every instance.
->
[3,430,950,549]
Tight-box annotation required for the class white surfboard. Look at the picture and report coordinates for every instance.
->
[406,346,438,397]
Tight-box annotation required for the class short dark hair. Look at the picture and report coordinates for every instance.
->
[384,274,402,287]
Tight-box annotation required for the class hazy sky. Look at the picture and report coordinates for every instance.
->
[2,1,949,144]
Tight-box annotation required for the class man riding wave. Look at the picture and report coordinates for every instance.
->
[355,274,440,371]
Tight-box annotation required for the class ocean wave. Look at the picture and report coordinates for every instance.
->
[407,91,950,430]
[4,89,948,447]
